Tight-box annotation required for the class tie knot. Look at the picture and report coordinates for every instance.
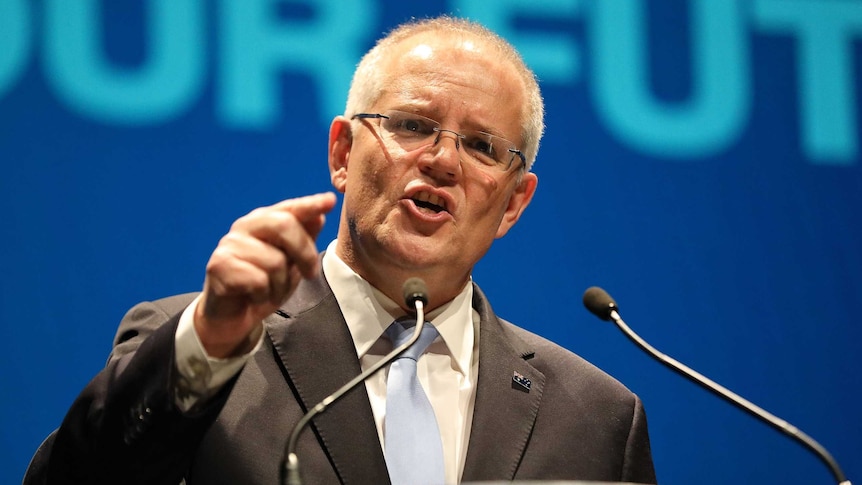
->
[386,319,439,361]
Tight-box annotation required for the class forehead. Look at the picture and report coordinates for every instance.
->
[374,32,526,137]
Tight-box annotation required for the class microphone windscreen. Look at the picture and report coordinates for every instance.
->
[583,286,618,321]
[402,277,429,307]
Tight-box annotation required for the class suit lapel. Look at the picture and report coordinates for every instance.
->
[266,274,390,485]
[461,285,545,482]
[262,276,540,483]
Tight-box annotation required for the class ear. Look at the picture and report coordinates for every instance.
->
[495,172,538,239]
[328,116,352,193]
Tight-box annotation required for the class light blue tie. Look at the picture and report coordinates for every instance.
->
[384,320,445,485]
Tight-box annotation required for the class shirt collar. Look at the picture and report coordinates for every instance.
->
[322,240,474,376]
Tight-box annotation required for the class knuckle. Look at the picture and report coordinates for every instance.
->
[206,246,233,270]
[269,211,299,234]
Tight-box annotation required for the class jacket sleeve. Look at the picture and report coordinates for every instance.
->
[24,296,236,485]
[621,395,658,484]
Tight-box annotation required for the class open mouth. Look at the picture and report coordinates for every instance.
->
[411,191,448,214]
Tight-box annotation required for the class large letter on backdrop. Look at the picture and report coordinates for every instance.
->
[754,0,862,165]
[453,0,585,83]
[218,0,377,127]
[0,0,30,99]
[592,0,750,159]
[44,0,205,124]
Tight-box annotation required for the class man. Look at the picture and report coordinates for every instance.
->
[25,16,656,485]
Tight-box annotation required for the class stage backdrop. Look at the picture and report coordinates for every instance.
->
[2,1,860,483]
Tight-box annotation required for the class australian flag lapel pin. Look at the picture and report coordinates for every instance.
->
[512,371,532,392]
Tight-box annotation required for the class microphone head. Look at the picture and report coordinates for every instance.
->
[402,277,429,308]
[582,286,618,321]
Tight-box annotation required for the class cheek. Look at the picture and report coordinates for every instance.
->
[465,168,508,211]
[462,165,501,198]
[345,152,405,212]
[464,180,515,237]
[347,148,385,188]
[476,170,500,192]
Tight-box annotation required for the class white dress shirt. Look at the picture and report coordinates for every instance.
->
[322,240,479,484]
[173,239,479,484]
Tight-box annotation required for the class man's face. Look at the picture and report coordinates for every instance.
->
[329,33,538,292]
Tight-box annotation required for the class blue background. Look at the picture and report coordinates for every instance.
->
[2,1,860,484]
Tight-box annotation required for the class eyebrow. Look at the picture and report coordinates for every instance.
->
[387,102,513,139]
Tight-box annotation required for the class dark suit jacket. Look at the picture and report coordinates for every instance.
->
[25,274,656,484]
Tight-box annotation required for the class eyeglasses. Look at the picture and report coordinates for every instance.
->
[351,110,526,171]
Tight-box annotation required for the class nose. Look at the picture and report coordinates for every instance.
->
[434,129,462,150]
[419,130,463,182]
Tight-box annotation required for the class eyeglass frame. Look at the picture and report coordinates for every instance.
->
[350,110,527,172]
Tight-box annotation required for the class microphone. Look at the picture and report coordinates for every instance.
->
[282,277,430,485]
[582,286,851,485]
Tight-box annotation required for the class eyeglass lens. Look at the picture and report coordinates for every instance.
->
[374,110,523,170]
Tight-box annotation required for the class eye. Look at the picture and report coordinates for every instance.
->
[388,115,436,136]
[464,136,498,165]
[402,119,422,132]
[469,138,493,155]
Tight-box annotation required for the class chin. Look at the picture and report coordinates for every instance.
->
[386,236,453,269]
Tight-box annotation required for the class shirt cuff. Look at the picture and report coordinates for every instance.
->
[173,295,264,412]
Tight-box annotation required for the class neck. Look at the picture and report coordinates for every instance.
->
[334,239,471,313]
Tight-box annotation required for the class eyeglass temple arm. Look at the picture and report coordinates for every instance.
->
[351,113,390,120]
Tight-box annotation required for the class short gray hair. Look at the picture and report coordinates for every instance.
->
[345,16,544,170]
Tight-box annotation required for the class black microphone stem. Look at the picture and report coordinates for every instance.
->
[607,308,850,485]
[282,300,427,485]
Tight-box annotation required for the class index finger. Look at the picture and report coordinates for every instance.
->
[271,192,338,226]
[268,192,337,277]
